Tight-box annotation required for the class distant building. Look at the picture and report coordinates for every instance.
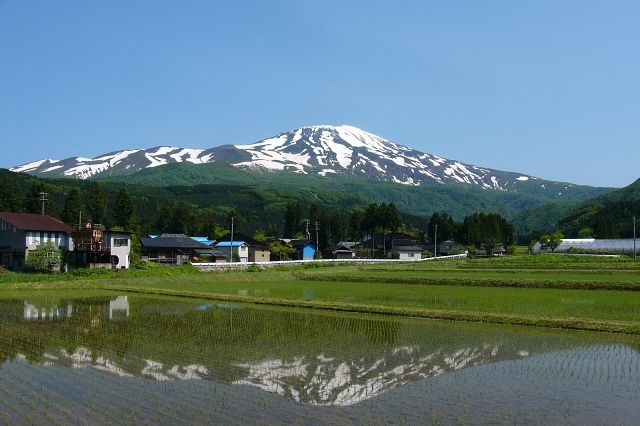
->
[289,240,317,261]
[324,244,355,260]
[357,232,417,258]
[68,224,131,269]
[215,241,249,262]
[390,239,423,260]
[216,234,270,263]
[141,234,215,265]
[532,238,638,255]
[0,212,74,270]
[438,240,463,256]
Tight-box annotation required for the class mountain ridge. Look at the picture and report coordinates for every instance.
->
[11,125,595,199]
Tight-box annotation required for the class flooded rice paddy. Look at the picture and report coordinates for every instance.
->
[0,292,639,424]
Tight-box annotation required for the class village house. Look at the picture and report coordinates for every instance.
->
[214,241,249,262]
[0,212,74,271]
[357,232,417,258]
[324,244,355,260]
[140,234,216,265]
[216,234,271,263]
[390,239,424,260]
[67,223,131,269]
[289,240,317,261]
[438,240,463,256]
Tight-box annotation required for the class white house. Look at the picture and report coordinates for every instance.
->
[215,241,249,262]
[69,225,131,269]
[391,239,423,260]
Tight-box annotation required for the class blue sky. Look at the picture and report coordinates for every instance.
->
[1,1,638,187]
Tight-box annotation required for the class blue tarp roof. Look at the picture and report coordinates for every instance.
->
[191,236,215,246]
[215,241,247,247]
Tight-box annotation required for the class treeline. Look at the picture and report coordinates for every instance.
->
[559,200,640,238]
[0,169,515,250]
[427,212,515,248]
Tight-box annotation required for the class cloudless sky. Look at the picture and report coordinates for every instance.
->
[1,1,639,187]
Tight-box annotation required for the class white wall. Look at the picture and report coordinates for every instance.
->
[398,251,421,260]
[109,233,131,269]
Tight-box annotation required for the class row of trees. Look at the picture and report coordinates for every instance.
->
[426,212,515,248]
[2,170,517,251]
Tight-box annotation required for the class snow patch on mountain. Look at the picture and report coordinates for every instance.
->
[9,124,550,193]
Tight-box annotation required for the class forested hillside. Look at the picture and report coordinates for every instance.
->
[558,179,640,238]
[0,168,519,249]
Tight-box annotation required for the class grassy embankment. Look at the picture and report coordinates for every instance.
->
[1,255,640,334]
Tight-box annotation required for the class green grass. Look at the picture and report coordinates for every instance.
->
[2,254,640,334]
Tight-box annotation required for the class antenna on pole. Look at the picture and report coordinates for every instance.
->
[38,192,48,215]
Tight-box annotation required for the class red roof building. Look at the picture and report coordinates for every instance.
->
[0,212,75,270]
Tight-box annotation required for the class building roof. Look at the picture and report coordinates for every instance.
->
[215,241,248,248]
[191,236,215,246]
[140,234,211,249]
[391,239,423,251]
[326,244,354,253]
[289,240,316,250]
[217,233,269,249]
[0,212,74,233]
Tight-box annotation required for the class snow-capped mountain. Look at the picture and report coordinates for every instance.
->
[11,125,546,191]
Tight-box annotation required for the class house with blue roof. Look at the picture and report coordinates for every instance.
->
[214,241,249,262]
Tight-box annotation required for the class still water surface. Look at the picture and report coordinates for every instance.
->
[0,293,638,424]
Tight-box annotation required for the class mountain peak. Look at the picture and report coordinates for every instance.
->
[10,124,573,196]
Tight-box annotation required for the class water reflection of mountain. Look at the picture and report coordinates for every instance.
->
[0,295,630,407]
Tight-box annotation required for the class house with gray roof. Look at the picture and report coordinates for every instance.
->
[141,233,219,265]
[390,239,423,260]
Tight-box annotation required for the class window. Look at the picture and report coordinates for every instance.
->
[114,238,129,247]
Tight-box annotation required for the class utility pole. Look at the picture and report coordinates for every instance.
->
[314,221,319,247]
[434,224,438,258]
[230,216,234,263]
[383,232,386,258]
[634,216,636,261]
[305,219,311,241]
[38,192,48,215]
[372,233,375,259]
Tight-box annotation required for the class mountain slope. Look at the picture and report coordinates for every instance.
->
[10,125,604,200]
[557,178,640,238]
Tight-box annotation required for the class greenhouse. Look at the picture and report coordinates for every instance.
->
[533,238,638,255]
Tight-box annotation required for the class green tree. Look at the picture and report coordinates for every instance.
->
[269,241,295,261]
[24,242,63,273]
[283,202,302,237]
[168,201,193,234]
[88,183,108,225]
[113,188,135,230]
[539,230,564,252]
[61,188,82,225]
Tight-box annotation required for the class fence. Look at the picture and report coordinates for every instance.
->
[193,252,468,271]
